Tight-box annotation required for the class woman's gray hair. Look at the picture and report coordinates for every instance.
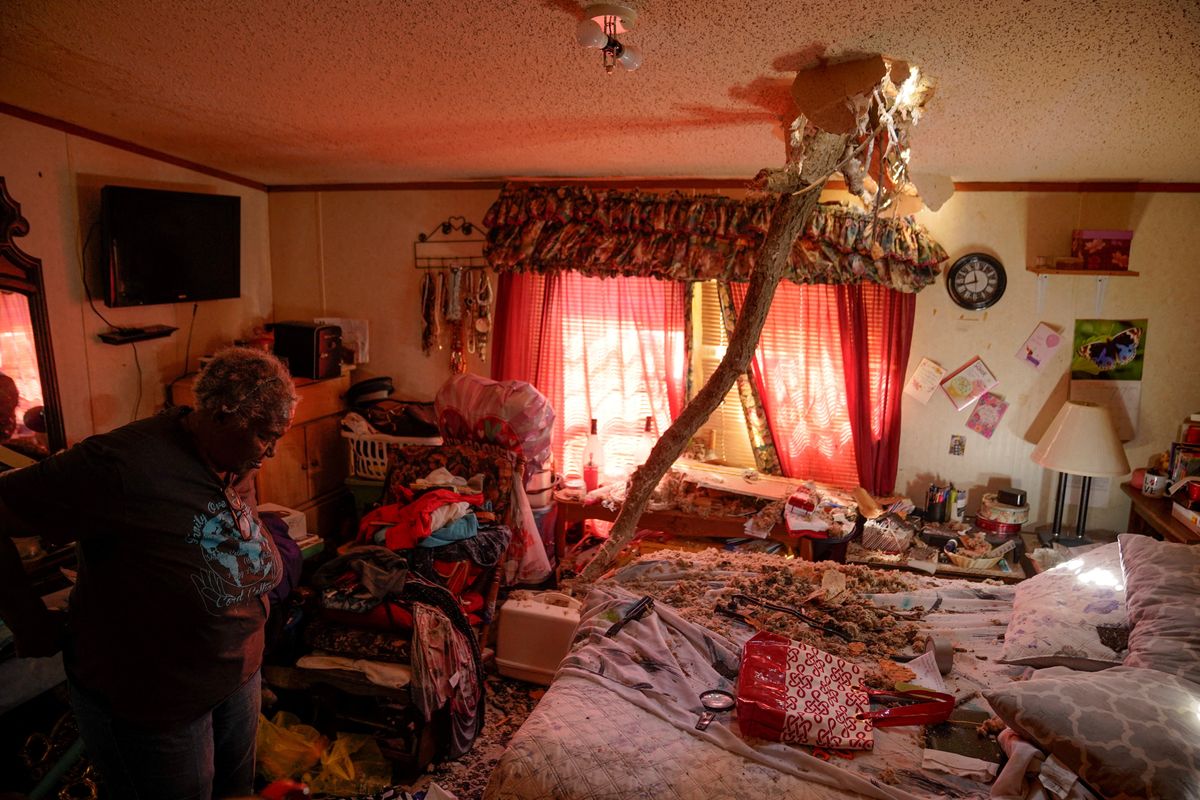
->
[193,347,298,429]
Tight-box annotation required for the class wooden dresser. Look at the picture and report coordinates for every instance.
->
[170,372,352,538]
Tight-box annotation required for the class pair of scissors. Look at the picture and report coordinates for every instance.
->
[604,595,654,637]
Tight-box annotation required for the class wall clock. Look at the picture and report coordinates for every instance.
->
[946,253,1006,309]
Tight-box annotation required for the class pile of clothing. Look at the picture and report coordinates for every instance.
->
[299,468,515,759]
[358,468,512,609]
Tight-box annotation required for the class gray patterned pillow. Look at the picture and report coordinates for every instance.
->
[985,666,1200,799]
[1000,542,1127,670]
[1118,533,1200,684]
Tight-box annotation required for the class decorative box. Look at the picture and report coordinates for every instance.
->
[978,493,1029,526]
[861,514,915,553]
[1071,229,1133,271]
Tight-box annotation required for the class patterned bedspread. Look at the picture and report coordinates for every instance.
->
[486,558,1022,800]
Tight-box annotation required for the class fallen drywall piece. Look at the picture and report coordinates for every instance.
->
[790,55,888,134]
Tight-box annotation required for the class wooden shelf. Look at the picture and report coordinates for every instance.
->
[1027,266,1139,277]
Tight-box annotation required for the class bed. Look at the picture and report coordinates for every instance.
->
[484,538,1199,800]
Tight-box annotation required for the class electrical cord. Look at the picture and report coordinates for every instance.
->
[79,221,121,331]
[80,219,144,420]
[165,303,200,408]
[180,302,198,377]
[130,342,142,422]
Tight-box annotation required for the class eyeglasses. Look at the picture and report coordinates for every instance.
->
[224,485,255,541]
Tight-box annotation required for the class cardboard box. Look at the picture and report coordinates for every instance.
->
[258,503,307,541]
[1172,502,1200,535]
[1071,229,1133,271]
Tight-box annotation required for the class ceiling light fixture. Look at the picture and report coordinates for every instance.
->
[576,3,643,74]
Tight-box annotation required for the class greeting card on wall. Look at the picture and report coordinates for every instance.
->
[966,392,1009,439]
[940,357,998,411]
[904,358,947,404]
[1016,323,1063,369]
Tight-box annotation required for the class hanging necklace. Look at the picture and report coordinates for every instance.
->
[475,273,494,359]
[420,272,436,355]
[182,413,255,541]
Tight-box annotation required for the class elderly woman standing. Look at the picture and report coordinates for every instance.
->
[0,347,297,799]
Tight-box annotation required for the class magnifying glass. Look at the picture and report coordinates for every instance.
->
[695,689,735,731]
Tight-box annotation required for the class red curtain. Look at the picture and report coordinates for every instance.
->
[729,281,914,491]
[491,272,551,386]
[492,273,686,480]
[730,283,860,487]
[836,284,916,495]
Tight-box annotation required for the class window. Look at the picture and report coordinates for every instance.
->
[729,281,859,487]
[691,281,757,468]
[503,273,686,482]
[499,274,909,493]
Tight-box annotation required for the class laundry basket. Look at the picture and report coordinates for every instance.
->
[343,431,442,480]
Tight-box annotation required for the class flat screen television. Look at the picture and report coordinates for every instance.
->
[101,185,241,307]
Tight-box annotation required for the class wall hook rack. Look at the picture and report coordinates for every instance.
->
[414,216,489,271]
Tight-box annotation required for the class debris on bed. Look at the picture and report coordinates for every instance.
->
[571,549,928,662]
[977,716,1006,737]
[867,659,917,689]
[877,766,901,785]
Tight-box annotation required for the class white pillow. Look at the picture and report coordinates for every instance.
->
[1119,533,1200,684]
[1000,542,1127,670]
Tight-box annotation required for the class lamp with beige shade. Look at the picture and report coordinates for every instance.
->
[1033,400,1131,546]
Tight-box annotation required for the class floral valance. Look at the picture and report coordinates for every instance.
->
[482,184,947,293]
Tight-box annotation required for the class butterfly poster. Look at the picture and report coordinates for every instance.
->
[1071,319,1147,380]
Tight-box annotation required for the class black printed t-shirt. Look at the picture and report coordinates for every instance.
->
[0,408,280,727]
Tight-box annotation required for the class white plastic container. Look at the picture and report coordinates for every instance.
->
[524,467,557,510]
[495,592,582,685]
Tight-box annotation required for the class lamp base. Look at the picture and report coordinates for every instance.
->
[1036,530,1093,548]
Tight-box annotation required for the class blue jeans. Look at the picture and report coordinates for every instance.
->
[69,672,261,800]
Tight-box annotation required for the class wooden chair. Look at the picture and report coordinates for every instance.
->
[381,440,525,648]
[261,441,523,774]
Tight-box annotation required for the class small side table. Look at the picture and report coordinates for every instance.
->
[1120,482,1199,544]
[553,494,812,581]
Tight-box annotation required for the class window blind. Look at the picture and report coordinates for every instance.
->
[694,281,757,468]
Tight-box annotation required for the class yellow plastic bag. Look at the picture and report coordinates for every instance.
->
[256,711,328,782]
[305,733,392,795]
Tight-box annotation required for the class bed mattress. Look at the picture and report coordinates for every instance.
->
[486,556,1021,800]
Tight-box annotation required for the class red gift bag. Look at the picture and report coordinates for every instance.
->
[736,631,953,750]
[737,631,874,749]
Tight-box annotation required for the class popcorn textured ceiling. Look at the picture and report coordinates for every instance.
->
[1,0,1198,186]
